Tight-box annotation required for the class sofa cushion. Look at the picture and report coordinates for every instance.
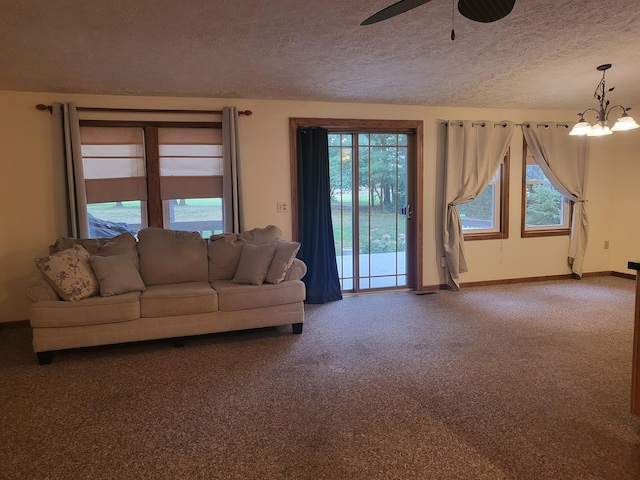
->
[232,242,277,285]
[208,233,246,281]
[30,292,141,328]
[137,228,208,286]
[90,253,146,297]
[50,232,140,269]
[265,240,301,284]
[34,245,98,301]
[238,225,282,244]
[140,282,218,317]
[212,279,306,312]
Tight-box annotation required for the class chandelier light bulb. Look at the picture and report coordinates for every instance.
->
[611,114,640,131]
[587,123,612,136]
[569,121,592,136]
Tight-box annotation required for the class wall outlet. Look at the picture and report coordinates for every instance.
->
[277,202,288,213]
[604,240,610,250]
[440,256,446,268]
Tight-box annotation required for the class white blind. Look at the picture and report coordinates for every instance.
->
[158,127,223,199]
[80,127,147,203]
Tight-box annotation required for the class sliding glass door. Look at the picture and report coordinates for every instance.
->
[330,132,409,292]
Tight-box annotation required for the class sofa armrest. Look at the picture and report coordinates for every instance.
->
[27,276,61,303]
[285,258,307,281]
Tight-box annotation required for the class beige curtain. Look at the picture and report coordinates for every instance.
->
[444,120,515,289]
[222,107,244,233]
[53,102,89,238]
[522,122,590,277]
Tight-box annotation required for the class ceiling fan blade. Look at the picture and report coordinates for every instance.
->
[361,0,433,26]
[457,0,515,23]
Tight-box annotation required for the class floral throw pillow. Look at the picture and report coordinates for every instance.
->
[34,245,98,301]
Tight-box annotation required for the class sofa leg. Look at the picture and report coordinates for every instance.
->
[292,323,303,334]
[37,351,53,365]
[173,337,186,348]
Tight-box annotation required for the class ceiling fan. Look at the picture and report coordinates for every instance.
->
[361,0,516,28]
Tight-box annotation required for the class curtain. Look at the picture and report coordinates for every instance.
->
[522,122,590,277]
[443,120,515,289]
[296,127,342,304]
[222,107,244,233]
[53,102,89,238]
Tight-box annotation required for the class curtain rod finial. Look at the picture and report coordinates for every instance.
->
[36,104,53,114]
[240,110,252,116]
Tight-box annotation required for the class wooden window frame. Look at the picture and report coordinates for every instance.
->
[462,150,510,241]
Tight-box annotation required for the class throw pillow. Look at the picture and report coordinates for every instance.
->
[90,254,146,297]
[34,245,98,301]
[231,242,278,286]
[265,240,301,284]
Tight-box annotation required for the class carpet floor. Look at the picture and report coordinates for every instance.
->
[1,276,639,479]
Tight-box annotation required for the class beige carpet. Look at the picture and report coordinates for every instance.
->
[1,276,639,479]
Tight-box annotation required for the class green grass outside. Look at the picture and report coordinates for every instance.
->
[88,199,223,225]
[332,206,406,255]
[89,199,405,254]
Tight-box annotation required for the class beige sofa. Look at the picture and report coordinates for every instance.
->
[28,226,306,364]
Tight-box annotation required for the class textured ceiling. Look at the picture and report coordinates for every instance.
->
[1,0,640,111]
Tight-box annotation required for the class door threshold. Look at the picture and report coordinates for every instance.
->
[342,288,412,297]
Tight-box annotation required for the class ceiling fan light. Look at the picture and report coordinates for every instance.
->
[569,121,591,136]
[457,0,516,23]
[611,114,640,131]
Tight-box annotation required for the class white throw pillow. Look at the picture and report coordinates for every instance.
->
[265,240,301,284]
[90,253,146,297]
[231,243,278,285]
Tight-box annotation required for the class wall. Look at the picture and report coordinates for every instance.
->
[610,103,640,274]
[0,90,628,322]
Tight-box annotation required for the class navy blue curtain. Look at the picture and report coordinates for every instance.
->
[296,127,343,304]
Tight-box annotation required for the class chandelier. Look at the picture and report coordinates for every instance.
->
[569,64,639,137]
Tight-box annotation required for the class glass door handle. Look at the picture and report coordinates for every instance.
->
[401,204,412,219]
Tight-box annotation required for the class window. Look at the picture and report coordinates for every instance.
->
[79,123,224,238]
[459,151,509,240]
[521,141,571,237]
[81,126,147,237]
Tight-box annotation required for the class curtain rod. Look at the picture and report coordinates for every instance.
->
[441,121,522,127]
[441,121,571,128]
[35,104,252,116]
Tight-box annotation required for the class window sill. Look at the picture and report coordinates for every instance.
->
[521,228,570,238]
[463,232,508,241]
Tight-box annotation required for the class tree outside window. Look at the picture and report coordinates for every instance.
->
[522,142,571,237]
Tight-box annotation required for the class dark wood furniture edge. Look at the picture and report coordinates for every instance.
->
[629,261,640,416]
